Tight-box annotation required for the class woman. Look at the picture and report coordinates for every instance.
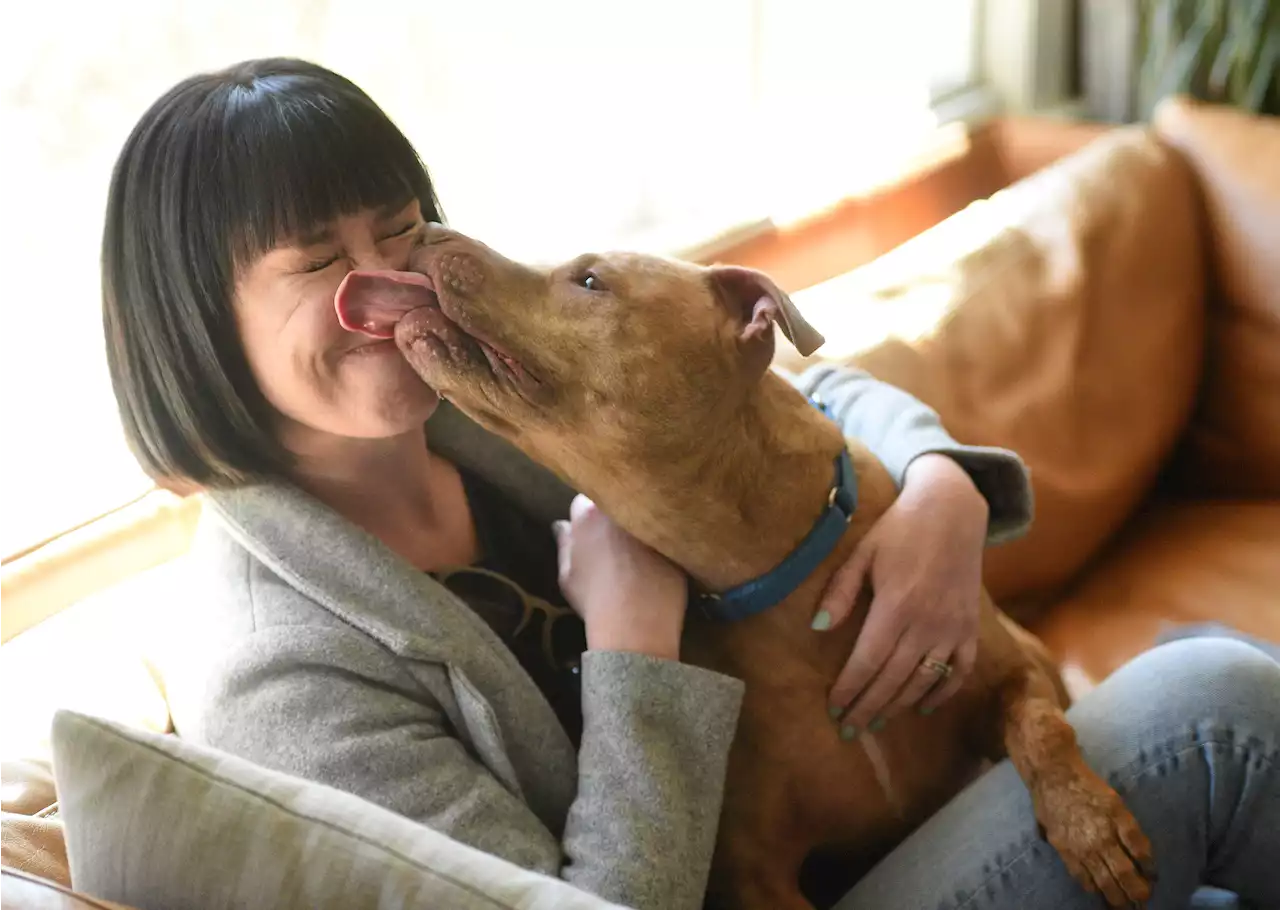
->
[103,58,1279,910]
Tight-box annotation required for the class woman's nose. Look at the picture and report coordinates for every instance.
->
[350,240,409,271]
[421,222,457,246]
[352,251,394,270]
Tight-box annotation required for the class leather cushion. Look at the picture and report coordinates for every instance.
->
[1,760,57,816]
[1,815,71,889]
[1033,500,1280,685]
[1154,97,1280,496]
[789,126,1206,602]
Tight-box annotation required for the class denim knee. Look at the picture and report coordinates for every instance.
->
[1137,636,1280,735]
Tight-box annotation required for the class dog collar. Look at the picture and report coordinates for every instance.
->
[693,397,856,622]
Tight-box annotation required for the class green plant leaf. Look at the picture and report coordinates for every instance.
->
[1130,0,1280,117]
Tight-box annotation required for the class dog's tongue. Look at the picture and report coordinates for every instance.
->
[335,270,436,339]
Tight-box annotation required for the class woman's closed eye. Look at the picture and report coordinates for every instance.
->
[378,220,421,242]
[295,223,419,274]
[300,253,339,274]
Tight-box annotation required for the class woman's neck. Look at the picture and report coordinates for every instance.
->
[281,422,477,570]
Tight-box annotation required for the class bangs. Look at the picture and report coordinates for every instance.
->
[189,69,436,269]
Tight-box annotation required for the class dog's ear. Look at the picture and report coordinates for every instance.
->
[707,266,825,373]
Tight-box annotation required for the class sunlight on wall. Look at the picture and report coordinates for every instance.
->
[0,558,178,761]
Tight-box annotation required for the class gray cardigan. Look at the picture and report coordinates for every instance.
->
[162,364,1032,910]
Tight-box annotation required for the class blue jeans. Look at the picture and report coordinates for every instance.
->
[835,637,1280,910]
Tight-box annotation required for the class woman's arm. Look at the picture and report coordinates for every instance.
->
[553,493,742,905]
[195,620,741,910]
[784,362,1033,544]
[570,650,743,903]
[781,362,1034,725]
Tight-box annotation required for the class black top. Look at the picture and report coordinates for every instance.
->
[430,469,588,746]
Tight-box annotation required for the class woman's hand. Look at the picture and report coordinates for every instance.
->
[553,494,687,661]
[814,454,989,733]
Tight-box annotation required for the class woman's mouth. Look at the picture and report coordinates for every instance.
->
[335,268,538,391]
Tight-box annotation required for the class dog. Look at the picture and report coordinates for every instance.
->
[334,224,1154,909]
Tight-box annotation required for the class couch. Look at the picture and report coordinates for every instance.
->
[3,95,1277,908]
[775,95,1280,689]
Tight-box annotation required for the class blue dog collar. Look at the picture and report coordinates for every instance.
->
[694,397,856,622]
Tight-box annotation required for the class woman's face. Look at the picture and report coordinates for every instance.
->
[234,199,441,443]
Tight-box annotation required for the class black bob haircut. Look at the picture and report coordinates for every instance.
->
[102,57,443,491]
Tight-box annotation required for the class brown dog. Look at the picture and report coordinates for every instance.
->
[335,225,1154,909]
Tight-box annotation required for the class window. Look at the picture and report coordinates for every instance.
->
[1,0,982,556]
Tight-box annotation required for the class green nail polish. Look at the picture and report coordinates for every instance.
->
[919,705,935,717]
[839,724,859,741]
[810,610,832,631]
[828,705,843,720]
[868,716,886,733]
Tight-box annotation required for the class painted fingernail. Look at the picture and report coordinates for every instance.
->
[918,705,935,717]
[828,705,843,721]
[810,610,832,631]
[839,724,859,741]
[868,716,886,732]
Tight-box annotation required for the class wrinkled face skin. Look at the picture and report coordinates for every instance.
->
[335,225,822,479]
[234,200,441,443]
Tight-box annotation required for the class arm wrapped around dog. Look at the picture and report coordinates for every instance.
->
[787,363,1033,545]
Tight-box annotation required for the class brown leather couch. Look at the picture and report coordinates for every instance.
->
[1028,99,1280,680]
[781,95,1280,688]
[0,760,101,907]
[2,95,1277,905]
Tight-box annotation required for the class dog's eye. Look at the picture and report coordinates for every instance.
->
[578,272,604,292]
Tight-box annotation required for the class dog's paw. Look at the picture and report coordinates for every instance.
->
[1037,767,1154,907]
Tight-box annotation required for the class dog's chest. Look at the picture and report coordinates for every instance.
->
[726,674,995,854]
[841,701,993,831]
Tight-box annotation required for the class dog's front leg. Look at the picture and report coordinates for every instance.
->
[996,668,1155,907]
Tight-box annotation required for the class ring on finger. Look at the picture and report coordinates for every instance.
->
[918,655,953,678]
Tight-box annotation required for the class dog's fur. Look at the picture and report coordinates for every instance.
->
[359,225,1154,909]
